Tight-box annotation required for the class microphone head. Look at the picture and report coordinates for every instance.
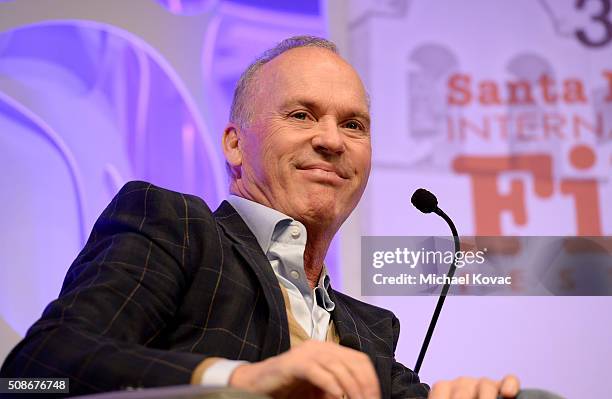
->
[411,188,438,213]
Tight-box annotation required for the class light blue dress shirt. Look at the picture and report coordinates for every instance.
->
[200,195,335,386]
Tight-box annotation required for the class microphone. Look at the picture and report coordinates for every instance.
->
[410,188,438,214]
[411,188,460,375]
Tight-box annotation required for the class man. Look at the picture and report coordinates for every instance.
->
[1,36,519,398]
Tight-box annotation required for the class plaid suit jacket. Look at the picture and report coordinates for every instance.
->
[1,181,429,398]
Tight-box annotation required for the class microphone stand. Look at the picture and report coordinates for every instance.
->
[414,207,460,375]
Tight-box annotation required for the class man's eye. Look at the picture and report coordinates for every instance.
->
[344,121,362,130]
[291,112,308,120]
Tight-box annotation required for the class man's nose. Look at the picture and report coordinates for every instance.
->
[311,122,345,155]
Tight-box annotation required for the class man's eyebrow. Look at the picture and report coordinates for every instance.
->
[279,98,318,111]
[346,110,371,125]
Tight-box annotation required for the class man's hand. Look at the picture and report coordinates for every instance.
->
[229,340,381,399]
[429,375,520,399]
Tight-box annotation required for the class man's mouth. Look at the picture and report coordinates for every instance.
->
[297,163,349,180]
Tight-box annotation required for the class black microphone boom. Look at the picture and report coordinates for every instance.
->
[410,188,460,375]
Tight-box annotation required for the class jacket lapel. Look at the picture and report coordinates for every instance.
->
[328,288,374,358]
[329,288,390,397]
[213,201,290,358]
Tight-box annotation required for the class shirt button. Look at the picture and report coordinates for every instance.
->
[290,270,300,280]
[290,226,301,239]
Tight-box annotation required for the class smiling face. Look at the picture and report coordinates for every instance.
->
[223,46,371,233]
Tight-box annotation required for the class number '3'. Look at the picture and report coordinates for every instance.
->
[575,0,612,47]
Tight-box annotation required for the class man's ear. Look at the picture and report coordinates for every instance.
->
[222,124,242,174]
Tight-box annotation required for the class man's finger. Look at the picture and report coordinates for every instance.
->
[319,344,379,399]
[291,342,380,399]
[477,378,501,399]
[343,352,380,399]
[499,374,520,398]
[428,380,451,399]
[455,377,480,399]
[319,359,365,399]
[296,361,345,398]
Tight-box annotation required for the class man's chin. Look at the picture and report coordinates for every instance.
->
[293,197,342,226]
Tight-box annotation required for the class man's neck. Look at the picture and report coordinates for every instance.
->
[303,226,334,289]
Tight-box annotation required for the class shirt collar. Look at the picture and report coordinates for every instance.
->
[227,195,292,253]
[316,267,335,311]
